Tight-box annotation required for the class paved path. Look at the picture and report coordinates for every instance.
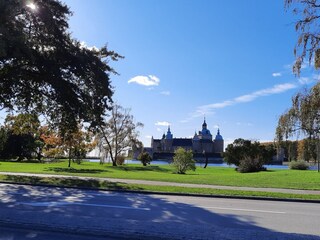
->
[0,171,320,195]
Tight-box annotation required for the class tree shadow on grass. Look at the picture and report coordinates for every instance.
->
[112,165,171,173]
[44,167,108,174]
[2,175,143,191]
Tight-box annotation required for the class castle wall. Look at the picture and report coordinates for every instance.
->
[192,141,201,153]
[202,142,214,153]
[213,140,224,153]
[152,141,161,152]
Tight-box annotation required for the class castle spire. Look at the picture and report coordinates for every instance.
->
[166,125,173,139]
[202,117,207,129]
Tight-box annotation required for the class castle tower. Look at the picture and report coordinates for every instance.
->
[165,126,173,139]
[214,129,224,153]
[200,118,212,141]
[165,126,173,152]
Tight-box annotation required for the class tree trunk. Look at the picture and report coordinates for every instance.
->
[68,149,71,168]
[204,154,208,168]
[37,152,42,163]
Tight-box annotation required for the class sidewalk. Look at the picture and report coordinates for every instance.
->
[0,171,319,195]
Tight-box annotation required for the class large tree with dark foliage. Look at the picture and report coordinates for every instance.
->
[1,113,41,160]
[224,139,275,173]
[0,0,122,133]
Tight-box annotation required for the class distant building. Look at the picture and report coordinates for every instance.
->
[150,119,224,162]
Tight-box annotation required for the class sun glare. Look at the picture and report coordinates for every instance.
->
[26,3,37,11]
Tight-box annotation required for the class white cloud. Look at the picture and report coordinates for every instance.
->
[253,83,297,96]
[234,94,256,103]
[199,101,233,110]
[145,135,152,139]
[185,82,297,122]
[128,75,160,86]
[272,72,282,77]
[156,127,162,132]
[155,121,170,126]
[213,125,219,129]
[160,91,170,95]
[180,107,216,123]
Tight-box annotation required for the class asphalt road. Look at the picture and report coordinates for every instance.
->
[0,226,114,240]
[0,183,319,239]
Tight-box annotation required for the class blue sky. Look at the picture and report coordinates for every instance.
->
[35,1,320,146]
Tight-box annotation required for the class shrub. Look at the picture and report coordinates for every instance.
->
[172,147,196,174]
[224,138,275,173]
[237,157,267,173]
[116,155,125,165]
[138,152,152,166]
[289,160,309,170]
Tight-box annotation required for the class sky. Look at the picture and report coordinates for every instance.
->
[26,1,320,147]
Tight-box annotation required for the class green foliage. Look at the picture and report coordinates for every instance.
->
[172,147,196,174]
[0,0,122,132]
[238,158,267,173]
[0,127,8,153]
[289,160,309,170]
[0,113,43,161]
[116,155,125,166]
[62,124,96,167]
[138,152,152,166]
[276,84,320,169]
[224,138,275,173]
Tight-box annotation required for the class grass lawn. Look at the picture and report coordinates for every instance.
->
[0,160,319,190]
[0,174,319,201]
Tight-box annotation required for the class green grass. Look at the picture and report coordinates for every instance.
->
[0,174,319,201]
[0,160,320,190]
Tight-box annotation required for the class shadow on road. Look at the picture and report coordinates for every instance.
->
[0,183,319,240]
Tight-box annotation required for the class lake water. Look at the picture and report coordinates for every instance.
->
[89,159,295,169]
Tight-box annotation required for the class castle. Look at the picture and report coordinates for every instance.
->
[150,119,224,161]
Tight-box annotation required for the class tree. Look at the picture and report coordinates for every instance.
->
[2,113,42,161]
[285,0,320,75]
[0,0,122,132]
[0,127,8,155]
[172,147,196,174]
[223,138,275,173]
[40,126,64,159]
[98,104,143,166]
[138,151,152,166]
[276,84,320,170]
[61,124,96,167]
